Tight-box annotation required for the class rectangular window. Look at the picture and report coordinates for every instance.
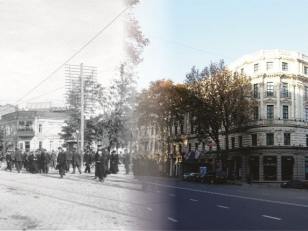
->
[188,143,191,152]
[25,141,30,151]
[304,66,308,75]
[306,108,308,121]
[305,86,308,101]
[267,62,273,70]
[267,105,274,119]
[252,134,257,146]
[19,143,23,150]
[170,126,172,136]
[282,62,288,71]
[39,124,43,133]
[284,133,290,145]
[283,105,288,119]
[180,124,184,134]
[266,134,274,145]
[231,137,235,149]
[281,82,288,97]
[254,107,259,120]
[267,82,274,96]
[253,84,259,98]
[254,63,259,72]
[174,126,178,136]
[239,136,243,148]
[195,143,199,151]
[39,141,42,149]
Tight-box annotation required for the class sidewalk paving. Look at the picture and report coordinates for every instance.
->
[0,164,162,230]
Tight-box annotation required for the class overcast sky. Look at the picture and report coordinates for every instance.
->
[134,0,308,90]
[0,0,125,108]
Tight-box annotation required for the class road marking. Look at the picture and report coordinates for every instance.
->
[146,207,153,211]
[262,215,281,220]
[217,205,229,209]
[190,199,198,202]
[139,181,308,208]
[167,217,178,222]
[170,194,175,196]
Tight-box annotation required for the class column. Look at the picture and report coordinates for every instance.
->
[259,153,264,181]
[241,154,248,182]
[291,84,295,119]
[277,153,282,181]
[296,85,300,119]
[293,151,299,180]
[259,82,265,119]
[276,83,281,119]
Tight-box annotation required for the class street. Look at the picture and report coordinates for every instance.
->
[1,165,308,230]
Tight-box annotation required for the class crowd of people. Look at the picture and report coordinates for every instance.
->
[0,146,132,183]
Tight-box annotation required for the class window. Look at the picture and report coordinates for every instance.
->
[267,62,273,70]
[25,141,30,151]
[254,63,259,72]
[267,105,274,119]
[305,66,308,75]
[254,107,259,120]
[173,145,176,155]
[305,86,308,101]
[180,124,184,134]
[283,106,288,119]
[241,68,244,75]
[306,135,308,147]
[282,62,288,71]
[195,143,199,151]
[284,133,290,145]
[253,84,259,98]
[190,123,194,134]
[231,137,235,149]
[306,108,308,121]
[39,141,42,149]
[266,82,274,96]
[38,124,43,133]
[188,143,191,152]
[239,136,243,148]
[169,126,172,136]
[281,82,288,97]
[266,134,274,145]
[19,143,23,150]
[174,126,178,136]
[252,134,257,146]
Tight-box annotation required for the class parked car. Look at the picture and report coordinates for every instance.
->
[280,180,308,189]
[182,173,201,182]
[200,171,227,184]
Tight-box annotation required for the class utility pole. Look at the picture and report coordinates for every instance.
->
[80,63,84,163]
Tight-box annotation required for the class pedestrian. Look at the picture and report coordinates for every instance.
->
[95,149,106,182]
[36,150,42,173]
[50,150,57,169]
[41,149,51,173]
[15,148,23,173]
[84,150,92,173]
[123,149,130,175]
[11,149,16,170]
[72,148,82,174]
[110,151,119,174]
[22,150,29,171]
[0,151,4,168]
[65,147,72,173]
[57,147,66,178]
[28,151,39,173]
[5,150,12,172]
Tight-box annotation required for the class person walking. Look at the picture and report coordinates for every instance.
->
[15,148,23,173]
[124,149,131,175]
[95,150,106,182]
[65,147,72,173]
[28,151,39,173]
[22,150,29,171]
[0,151,4,169]
[11,149,16,170]
[41,149,51,173]
[72,148,82,174]
[50,150,57,169]
[57,147,66,178]
[84,150,92,173]
[5,150,12,172]
[36,150,42,173]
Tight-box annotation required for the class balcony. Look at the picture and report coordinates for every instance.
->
[17,129,35,137]
[280,92,291,99]
[265,91,276,98]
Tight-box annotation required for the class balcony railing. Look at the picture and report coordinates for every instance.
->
[265,91,276,97]
[17,130,35,137]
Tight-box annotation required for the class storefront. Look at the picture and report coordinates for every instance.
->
[281,156,294,181]
[263,156,277,181]
[249,156,259,180]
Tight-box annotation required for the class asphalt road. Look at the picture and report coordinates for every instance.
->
[136,176,308,230]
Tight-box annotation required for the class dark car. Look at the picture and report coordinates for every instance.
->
[280,180,308,189]
[182,173,201,182]
[200,171,227,184]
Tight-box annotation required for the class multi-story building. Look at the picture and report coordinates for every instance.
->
[168,50,308,182]
[0,101,68,152]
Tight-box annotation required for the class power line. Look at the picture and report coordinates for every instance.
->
[149,35,235,60]
[14,5,131,106]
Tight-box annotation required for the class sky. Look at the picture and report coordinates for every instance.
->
[0,0,125,108]
[1,0,308,109]
[134,0,308,90]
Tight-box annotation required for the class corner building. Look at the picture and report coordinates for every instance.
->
[227,50,308,181]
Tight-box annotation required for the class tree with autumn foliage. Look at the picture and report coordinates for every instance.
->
[185,60,256,169]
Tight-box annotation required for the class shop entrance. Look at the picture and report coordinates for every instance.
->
[264,156,277,180]
[281,156,294,181]
[249,156,259,180]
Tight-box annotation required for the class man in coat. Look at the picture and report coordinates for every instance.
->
[5,150,12,172]
[15,148,23,173]
[50,150,57,169]
[72,148,82,174]
[57,147,66,178]
[41,149,51,173]
[83,150,92,173]
[10,149,16,169]
[36,150,42,173]
[65,147,72,173]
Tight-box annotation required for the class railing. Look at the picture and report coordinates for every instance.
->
[265,91,276,97]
